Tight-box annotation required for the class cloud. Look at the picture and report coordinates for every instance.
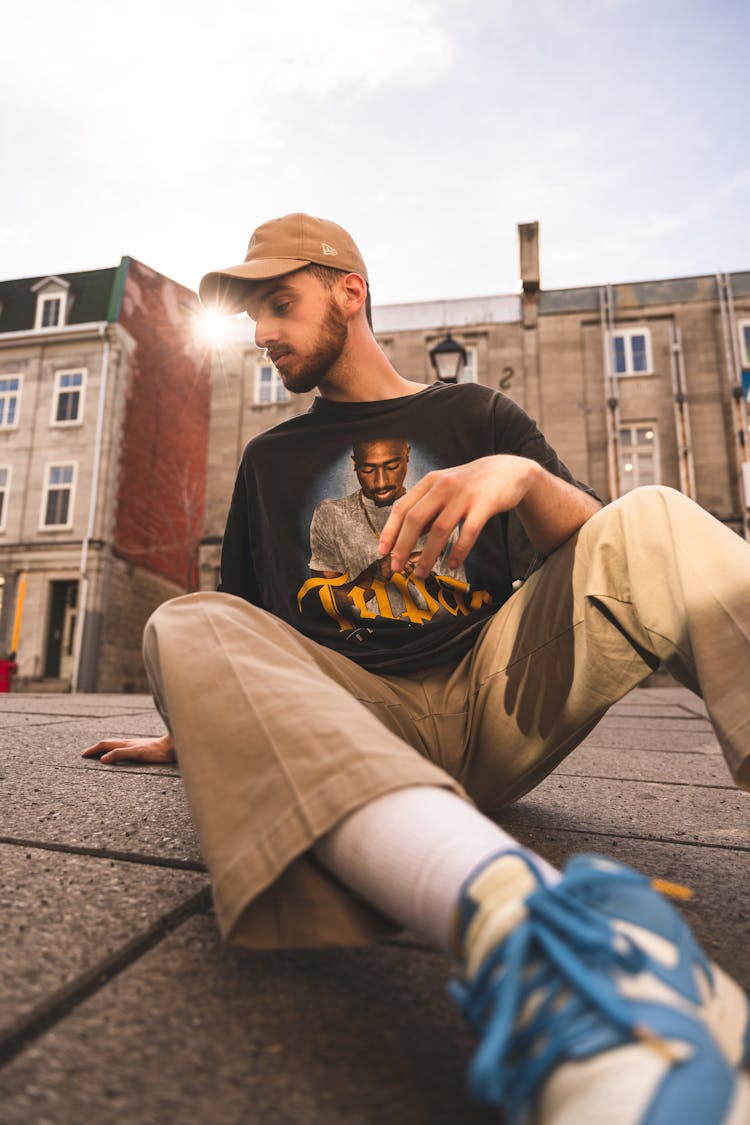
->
[0,0,454,184]
[0,1,453,107]
[243,0,454,95]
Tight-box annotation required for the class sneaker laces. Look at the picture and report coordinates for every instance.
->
[451,867,687,1114]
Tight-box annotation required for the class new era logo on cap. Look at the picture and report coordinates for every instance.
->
[322,243,338,256]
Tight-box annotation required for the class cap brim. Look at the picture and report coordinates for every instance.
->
[198,259,311,314]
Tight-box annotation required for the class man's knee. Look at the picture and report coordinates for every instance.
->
[608,484,692,519]
[590,485,715,542]
[145,591,253,635]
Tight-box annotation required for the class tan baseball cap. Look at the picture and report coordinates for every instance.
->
[199,212,369,314]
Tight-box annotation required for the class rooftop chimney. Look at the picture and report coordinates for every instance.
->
[518,222,540,296]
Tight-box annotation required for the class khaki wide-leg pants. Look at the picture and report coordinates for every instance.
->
[143,487,750,950]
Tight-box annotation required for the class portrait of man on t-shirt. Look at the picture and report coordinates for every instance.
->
[308,437,467,588]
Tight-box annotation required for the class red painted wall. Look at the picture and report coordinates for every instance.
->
[113,260,211,590]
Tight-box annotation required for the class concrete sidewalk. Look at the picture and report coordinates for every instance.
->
[0,687,748,1124]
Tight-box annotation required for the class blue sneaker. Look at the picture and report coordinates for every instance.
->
[451,852,750,1124]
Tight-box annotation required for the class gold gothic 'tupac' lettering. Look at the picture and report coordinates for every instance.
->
[296,571,492,633]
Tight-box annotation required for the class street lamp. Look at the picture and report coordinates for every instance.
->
[429,334,468,384]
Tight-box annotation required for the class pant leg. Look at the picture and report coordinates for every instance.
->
[458,485,750,810]
[142,591,465,950]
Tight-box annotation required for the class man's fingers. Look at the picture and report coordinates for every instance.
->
[389,491,448,571]
[81,738,174,765]
[98,745,155,764]
[378,475,435,556]
[100,747,129,764]
[446,515,485,570]
[410,499,468,577]
[81,739,125,758]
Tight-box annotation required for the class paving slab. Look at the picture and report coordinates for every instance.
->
[564,726,724,753]
[611,688,710,715]
[0,715,164,742]
[2,758,200,862]
[0,916,497,1125]
[0,716,173,774]
[505,827,750,991]
[554,743,735,787]
[588,715,715,734]
[0,685,747,1125]
[0,694,156,719]
[0,844,208,1039]
[0,692,153,708]
[500,775,750,848]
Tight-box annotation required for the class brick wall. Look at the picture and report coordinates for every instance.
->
[114,260,211,591]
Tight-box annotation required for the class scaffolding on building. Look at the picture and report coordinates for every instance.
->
[599,285,622,501]
[716,271,750,540]
[668,323,696,500]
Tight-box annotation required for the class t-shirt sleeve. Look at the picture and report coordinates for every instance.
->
[490,393,601,581]
[491,393,599,495]
[219,463,263,605]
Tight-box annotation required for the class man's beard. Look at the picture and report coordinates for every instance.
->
[277,297,348,394]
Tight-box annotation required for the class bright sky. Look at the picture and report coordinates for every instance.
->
[1,0,748,304]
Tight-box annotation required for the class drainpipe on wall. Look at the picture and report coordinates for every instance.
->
[71,325,111,692]
[599,285,622,501]
[716,272,750,539]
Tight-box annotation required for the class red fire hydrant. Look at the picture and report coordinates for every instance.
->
[0,656,17,692]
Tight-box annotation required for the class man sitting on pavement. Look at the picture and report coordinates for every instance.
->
[84,212,750,1125]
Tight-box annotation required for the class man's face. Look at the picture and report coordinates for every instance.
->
[353,441,410,507]
[245,271,348,395]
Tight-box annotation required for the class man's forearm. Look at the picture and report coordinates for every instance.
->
[516,461,602,556]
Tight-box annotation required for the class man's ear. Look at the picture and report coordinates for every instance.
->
[338,273,368,320]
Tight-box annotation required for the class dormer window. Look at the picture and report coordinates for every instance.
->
[31,276,71,331]
[41,296,62,327]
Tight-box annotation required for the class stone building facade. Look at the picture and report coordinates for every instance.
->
[0,258,211,691]
[198,225,750,591]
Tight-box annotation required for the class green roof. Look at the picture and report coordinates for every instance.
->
[0,264,125,334]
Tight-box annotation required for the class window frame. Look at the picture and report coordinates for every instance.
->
[0,465,11,532]
[458,344,479,384]
[618,422,661,492]
[34,288,68,331]
[50,368,87,427]
[0,374,23,430]
[610,326,653,377]
[254,360,289,405]
[738,318,750,368]
[39,461,77,530]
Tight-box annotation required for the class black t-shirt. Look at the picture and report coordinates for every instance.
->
[220,382,597,671]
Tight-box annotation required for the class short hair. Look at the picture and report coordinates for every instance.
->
[352,438,408,463]
[306,263,373,330]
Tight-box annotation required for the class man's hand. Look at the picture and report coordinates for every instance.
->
[82,732,176,765]
[379,455,601,578]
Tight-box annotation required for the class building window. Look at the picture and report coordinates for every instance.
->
[0,466,10,531]
[739,319,750,367]
[51,369,86,426]
[0,376,22,428]
[458,344,479,384]
[610,328,652,376]
[254,361,289,405]
[41,463,76,528]
[619,424,660,492]
[34,288,69,330]
[42,297,61,327]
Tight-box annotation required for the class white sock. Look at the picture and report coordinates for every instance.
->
[313,786,560,954]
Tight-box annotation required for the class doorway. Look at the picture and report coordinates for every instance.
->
[44,580,78,679]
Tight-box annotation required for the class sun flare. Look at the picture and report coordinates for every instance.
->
[197,311,232,345]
